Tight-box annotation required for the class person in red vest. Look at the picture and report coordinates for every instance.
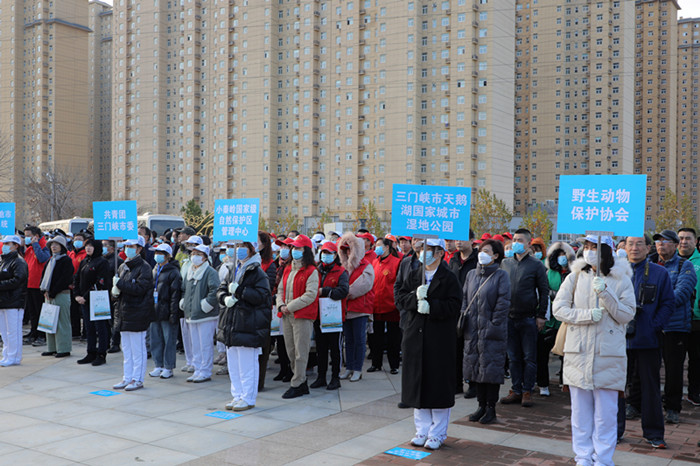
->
[276,234,319,399]
[68,231,88,339]
[357,232,378,263]
[368,234,402,374]
[338,232,375,382]
[22,225,50,346]
[311,242,349,390]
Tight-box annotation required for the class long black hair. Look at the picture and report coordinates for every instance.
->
[299,246,315,268]
[582,242,615,276]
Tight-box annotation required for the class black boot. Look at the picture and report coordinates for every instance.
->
[91,353,106,366]
[479,405,497,424]
[77,352,97,365]
[327,377,341,390]
[282,369,293,383]
[469,405,486,422]
[310,374,327,388]
[464,382,477,399]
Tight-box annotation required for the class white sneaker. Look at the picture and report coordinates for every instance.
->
[424,437,442,450]
[125,380,143,391]
[350,372,362,382]
[539,386,550,397]
[149,368,163,378]
[113,379,130,390]
[181,364,194,373]
[186,374,197,382]
[233,399,254,412]
[410,434,427,447]
[225,398,240,410]
[339,370,353,380]
[160,369,173,379]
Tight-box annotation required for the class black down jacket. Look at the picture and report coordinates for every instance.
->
[217,259,272,348]
[153,260,182,324]
[113,255,154,332]
[462,263,511,384]
[74,255,111,303]
[0,250,28,309]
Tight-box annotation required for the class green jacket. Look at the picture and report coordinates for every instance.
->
[544,268,568,331]
[685,248,700,321]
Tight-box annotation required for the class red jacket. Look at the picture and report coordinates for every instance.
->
[68,249,87,276]
[282,264,319,320]
[364,249,377,263]
[25,237,50,289]
[347,260,375,315]
[372,253,401,316]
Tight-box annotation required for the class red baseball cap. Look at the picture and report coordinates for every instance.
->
[320,242,338,253]
[480,233,492,241]
[492,234,505,242]
[384,234,398,243]
[291,234,313,249]
[398,236,412,242]
[275,237,295,247]
[502,232,513,240]
[356,232,374,242]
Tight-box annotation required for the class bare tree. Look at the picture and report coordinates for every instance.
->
[0,133,16,203]
[26,166,91,221]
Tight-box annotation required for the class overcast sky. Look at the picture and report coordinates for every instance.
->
[679,0,700,19]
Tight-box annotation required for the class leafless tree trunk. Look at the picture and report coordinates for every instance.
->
[26,166,91,222]
[0,134,16,203]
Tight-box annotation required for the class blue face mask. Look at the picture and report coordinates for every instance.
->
[226,248,236,257]
[504,249,514,258]
[73,240,83,250]
[419,250,435,266]
[219,253,227,263]
[102,247,109,256]
[117,242,124,249]
[125,247,137,259]
[534,252,543,260]
[375,246,384,257]
[155,254,166,264]
[321,253,335,264]
[24,237,32,245]
[280,248,290,260]
[511,242,525,255]
[557,255,568,267]
[1,245,11,255]
[236,247,249,261]
[291,249,304,261]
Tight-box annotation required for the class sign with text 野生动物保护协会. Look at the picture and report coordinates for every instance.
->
[0,203,15,236]
[556,175,647,237]
[92,201,138,240]
[390,184,471,240]
[213,198,260,244]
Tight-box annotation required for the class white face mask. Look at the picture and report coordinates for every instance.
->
[583,249,597,267]
[616,249,627,259]
[191,255,205,266]
[477,251,493,265]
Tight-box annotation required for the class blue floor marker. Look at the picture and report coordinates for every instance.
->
[90,390,121,397]
[385,447,432,460]
[206,411,241,420]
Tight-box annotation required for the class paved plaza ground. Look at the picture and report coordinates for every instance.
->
[1,340,699,465]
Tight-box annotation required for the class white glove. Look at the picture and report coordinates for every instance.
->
[228,282,239,295]
[417,299,430,315]
[416,284,429,300]
[111,286,120,297]
[113,276,120,289]
[591,307,603,322]
[224,296,238,308]
[201,298,214,314]
[592,277,606,294]
[179,298,185,310]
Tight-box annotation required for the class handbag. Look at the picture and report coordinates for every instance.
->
[551,272,579,357]
[457,273,495,338]
[38,302,60,334]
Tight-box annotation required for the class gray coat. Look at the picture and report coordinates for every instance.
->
[462,263,511,384]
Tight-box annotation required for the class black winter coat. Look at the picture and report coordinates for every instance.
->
[74,256,111,303]
[153,261,182,324]
[113,256,154,332]
[395,261,462,409]
[462,263,511,384]
[217,260,272,348]
[449,249,478,287]
[0,251,28,309]
[500,254,549,319]
[40,255,74,299]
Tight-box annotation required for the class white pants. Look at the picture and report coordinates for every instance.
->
[0,308,24,364]
[414,408,451,442]
[180,317,194,366]
[189,320,217,378]
[122,331,147,383]
[216,341,226,354]
[227,346,262,405]
[569,386,618,466]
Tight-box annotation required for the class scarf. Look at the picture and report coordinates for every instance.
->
[40,253,65,292]
[235,253,262,284]
[186,260,209,283]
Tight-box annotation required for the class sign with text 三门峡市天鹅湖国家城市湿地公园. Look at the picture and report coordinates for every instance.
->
[556,175,647,237]
[92,201,138,240]
[390,184,471,240]
[213,198,260,244]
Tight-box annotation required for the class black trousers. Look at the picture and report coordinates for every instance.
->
[25,288,44,339]
[536,329,557,388]
[625,348,664,441]
[369,320,401,369]
[274,335,291,375]
[687,328,700,397]
[456,335,465,389]
[313,320,341,378]
[475,382,500,407]
[70,289,82,337]
[663,331,689,412]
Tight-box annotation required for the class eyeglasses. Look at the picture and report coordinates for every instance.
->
[654,239,672,245]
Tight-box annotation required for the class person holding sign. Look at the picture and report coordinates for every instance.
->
[553,235,636,465]
[277,234,320,399]
[217,241,271,411]
[311,242,349,390]
[395,238,462,451]
[73,238,112,366]
[39,235,75,358]
[0,235,28,366]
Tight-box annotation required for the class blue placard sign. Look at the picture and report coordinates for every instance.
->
[90,390,121,397]
[391,184,471,240]
[0,203,15,236]
[93,201,138,240]
[206,411,241,420]
[385,448,431,460]
[213,198,260,243]
[556,175,647,237]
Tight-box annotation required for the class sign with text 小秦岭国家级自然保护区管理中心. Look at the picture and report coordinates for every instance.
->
[556,175,647,237]
[0,203,15,236]
[213,198,260,244]
[92,200,138,240]
[390,184,471,240]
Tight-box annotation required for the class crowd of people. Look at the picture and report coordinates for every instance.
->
[0,222,699,459]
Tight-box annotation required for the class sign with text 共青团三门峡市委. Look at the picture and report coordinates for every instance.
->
[93,201,138,240]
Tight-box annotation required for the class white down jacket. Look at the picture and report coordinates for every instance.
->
[553,258,635,391]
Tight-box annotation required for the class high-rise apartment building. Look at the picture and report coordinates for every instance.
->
[677,16,700,219]
[0,0,91,220]
[635,0,679,223]
[112,0,515,227]
[513,0,636,217]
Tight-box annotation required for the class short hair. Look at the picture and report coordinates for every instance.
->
[357,228,369,234]
[24,225,42,237]
[679,227,697,239]
[288,230,300,237]
[514,228,532,241]
[479,239,505,264]
[315,231,325,238]
[469,228,475,240]
[644,233,653,246]
[139,226,152,238]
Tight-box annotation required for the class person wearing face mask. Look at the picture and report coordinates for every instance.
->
[271,237,294,382]
[538,242,576,396]
[179,244,220,383]
[337,232,375,383]
[616,238,627,260]
[395,238,462,451]
[677,227,700,407]
[0,235,28,366]
[255,231,277,390]
[102,240,124,354]
[39,235,75,358]
[21,225,49,347]
[148,244,182,380]
[553,235,636,464]
[462,239,510,424]
[531,238,547,263]
[73,239,112,366]
[111,237,154,391]
[217,241,271,411]
[504,240,514,259]
[173,226,197,264]
[368,235,402,374]
[177,234,204,373]
[68,232,88,340]
[213,242,235,371]
[499,228,550,408]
